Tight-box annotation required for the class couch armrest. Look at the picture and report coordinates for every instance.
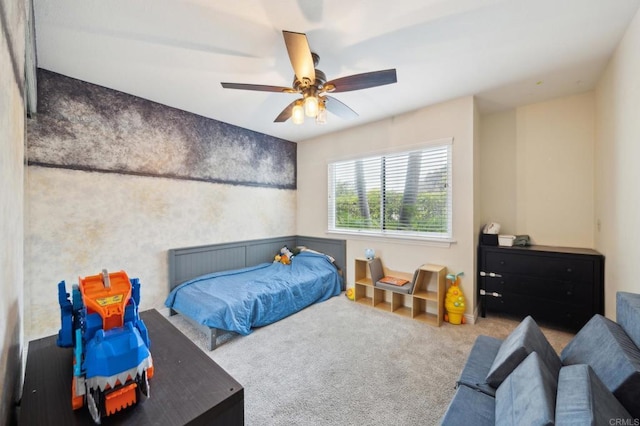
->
[457,335,502,397]
[617,291,640,349]
[440,385,495,426]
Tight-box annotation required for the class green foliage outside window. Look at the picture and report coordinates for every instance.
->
[334,186,449,233]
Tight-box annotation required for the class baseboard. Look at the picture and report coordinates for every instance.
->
[464,306,479,325]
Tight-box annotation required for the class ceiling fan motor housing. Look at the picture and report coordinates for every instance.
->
[293,52,327,93]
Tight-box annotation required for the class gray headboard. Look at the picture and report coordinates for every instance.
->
[168,235,346,291]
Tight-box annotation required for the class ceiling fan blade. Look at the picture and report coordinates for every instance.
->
[324,69,397,93]
[221,82,296,93]
[282,30,316,84]
[324,96,358,120]
[274,100,299,122]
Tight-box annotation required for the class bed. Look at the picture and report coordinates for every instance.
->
[165,236,346,350]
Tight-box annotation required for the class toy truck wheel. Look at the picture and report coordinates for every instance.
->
[86,386,104,424]
[136,371,150,401]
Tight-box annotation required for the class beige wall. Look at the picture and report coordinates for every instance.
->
[480,92,596,248]
[297,96,479,319]
[479,110,518,233]
[0,0,25,423]
[595,8,640,318]
[473,99,482,283]
[25,167,295,338]
[516,93,595,247]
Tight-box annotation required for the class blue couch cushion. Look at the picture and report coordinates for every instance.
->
[561,314,640,419]
[617,291,640,349]
[495,352,557,426]
[375,280,414,294]
[369,257,415,294]
[556,364,633,425]
[486,316,562,388]
[457,335,502,397]
[440,384,495,426]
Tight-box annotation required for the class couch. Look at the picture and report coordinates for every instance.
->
[441,291,640,425]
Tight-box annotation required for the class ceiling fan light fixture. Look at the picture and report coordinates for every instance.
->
[292,102,305,125]
[316,101,327,125]
[304,94,318,118]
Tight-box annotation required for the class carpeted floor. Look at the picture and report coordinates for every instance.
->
[167,294,574,426]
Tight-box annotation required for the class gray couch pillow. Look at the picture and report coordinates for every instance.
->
[556,364,633,425]
[495,352,557,426]
[486,316,561,388]
[560,314,640,419]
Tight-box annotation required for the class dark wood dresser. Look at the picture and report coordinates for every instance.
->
[478,244,604,330]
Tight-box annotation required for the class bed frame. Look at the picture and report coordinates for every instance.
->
[168,235,346,350]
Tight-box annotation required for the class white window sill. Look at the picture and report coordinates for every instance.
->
[326,229,456,248]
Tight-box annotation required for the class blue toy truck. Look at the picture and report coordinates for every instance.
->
[57,269,154,424]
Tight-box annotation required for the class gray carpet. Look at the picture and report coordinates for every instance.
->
[168,294,574,426]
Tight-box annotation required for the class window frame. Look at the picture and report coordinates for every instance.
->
[327,138,454,243]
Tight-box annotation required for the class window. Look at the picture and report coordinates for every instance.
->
[328,140,452,239]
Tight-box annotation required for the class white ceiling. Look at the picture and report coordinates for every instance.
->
[33,0,640,143]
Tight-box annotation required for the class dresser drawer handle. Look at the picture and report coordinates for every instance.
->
[480,289,502,297]
[480,271,502,278]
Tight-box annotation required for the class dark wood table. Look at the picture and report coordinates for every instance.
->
[19,309,244,425]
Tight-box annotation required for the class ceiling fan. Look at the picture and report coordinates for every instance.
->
[221,30,397,125]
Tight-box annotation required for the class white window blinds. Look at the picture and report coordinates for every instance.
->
[328,141,452,239]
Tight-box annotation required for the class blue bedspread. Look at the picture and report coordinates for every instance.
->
[165,251,342,335]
